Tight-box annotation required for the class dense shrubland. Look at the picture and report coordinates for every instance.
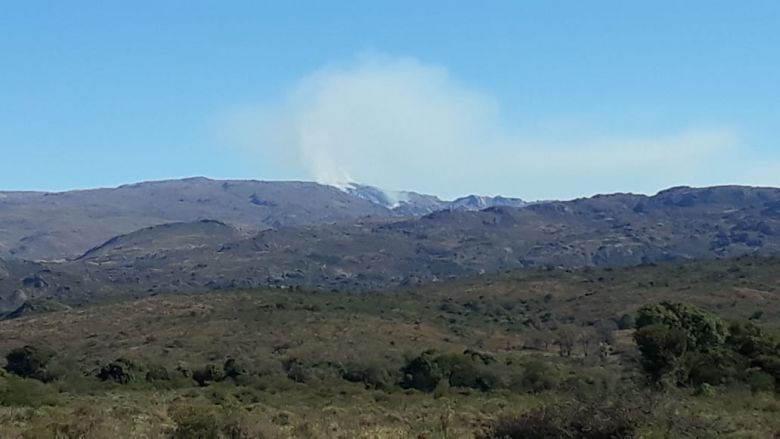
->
[1,300,778,437]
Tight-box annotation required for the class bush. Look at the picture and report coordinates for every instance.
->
[436,352,503,391]
[281,358,308,383]
[479,401,639,439]
[4,345,56,382]
[635,302,780,390]
[169,404,268,439]
[399,350,507,392]
[616,313,636,330]
[145,364,172,382]
[636,302,728,351]
[400,351,445,392]
[511,360,561,393]
[223,358,246,380]
[341,361,394,389]
[193,364,226,387]
[748,370,776,393]
[96,358,144,384]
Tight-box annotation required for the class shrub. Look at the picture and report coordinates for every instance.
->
[341,361,393,389]
[636,302,728,351]
[635,302,780,390]
[96,358,145,384]
[748,370,776,393]
[400,351,445,392]
[223,358,246,380]
[4,345,56,382]
[511,360,560,393]
[145,364,172,382]
[436,352,503,391]
[169,404,268,439]
[616,313,636,330]
[479,401,639,439]
[193,364,226,387]
[281,358,308,383]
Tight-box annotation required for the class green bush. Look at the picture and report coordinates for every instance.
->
[400,351,445,392]
[223,358,246,380]
[635,301,780,390]
[341,361,394,389]
[96,358,145,384]
[4,345,56,382]
[511,360,561,393]
[145,364,172,382]
[193,364,226,387]
[399,350,507,392]
[436,352,503,391]
[748,370,776,393]
[636,302,728,351]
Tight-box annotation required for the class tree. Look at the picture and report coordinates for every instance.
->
[634,324,688,382]
[555,326,579,357]
[636,302,728,352]
[4,346,55,382]
[634,302,734,386]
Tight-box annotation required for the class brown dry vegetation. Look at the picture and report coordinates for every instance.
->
[1,257,779,437]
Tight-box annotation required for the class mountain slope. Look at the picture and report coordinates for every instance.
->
[56,185,780,298]
[0,178,528,261]
[0,178,396,260]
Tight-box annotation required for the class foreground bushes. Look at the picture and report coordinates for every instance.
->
[4,345,56,382]
[634,301,780,391]
[480,400,640,439]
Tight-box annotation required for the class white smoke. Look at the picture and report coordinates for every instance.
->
[221,53,745,200]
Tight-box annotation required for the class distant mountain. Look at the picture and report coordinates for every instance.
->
[0,178,396,260]
[0,178,527,261]
[17,185,775,311]
[343,183,527,215]
[448,195,527,211]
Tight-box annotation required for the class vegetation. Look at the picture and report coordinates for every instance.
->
[0,258,779,437]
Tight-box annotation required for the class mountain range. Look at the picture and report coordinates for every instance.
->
[0,177,526,261]
[1,179,780,315]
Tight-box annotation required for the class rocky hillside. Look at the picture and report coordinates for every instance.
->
[0,178,529,261]
[37,185,780,302]
[0,178,396,260]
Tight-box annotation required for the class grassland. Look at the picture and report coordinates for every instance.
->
[1,256,780,438]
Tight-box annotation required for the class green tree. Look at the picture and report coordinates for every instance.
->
[636,301,728,351]
[634,324,688,382]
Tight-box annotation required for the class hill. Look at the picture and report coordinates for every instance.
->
[1,257,779,437]
[0,178,396,260]
[54,185,780,300]
[0,177,531,261]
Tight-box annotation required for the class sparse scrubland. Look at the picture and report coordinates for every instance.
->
[1,256,780,438]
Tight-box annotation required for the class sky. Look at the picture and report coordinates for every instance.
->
[1,1,779,200]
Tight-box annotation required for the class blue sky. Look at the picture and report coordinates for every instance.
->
[1,1,779,200]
